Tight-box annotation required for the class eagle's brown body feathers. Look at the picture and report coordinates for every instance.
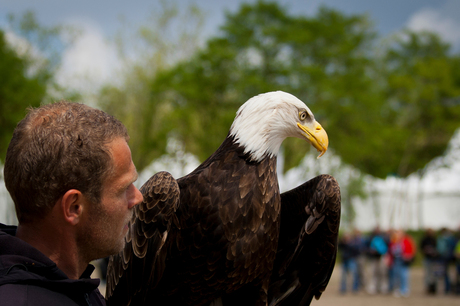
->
[106,92,341,306]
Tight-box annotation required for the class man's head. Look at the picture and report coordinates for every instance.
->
[4,101,130,224]
[79,137,142,259]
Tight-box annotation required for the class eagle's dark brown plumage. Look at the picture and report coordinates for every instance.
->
[105,91,341,306]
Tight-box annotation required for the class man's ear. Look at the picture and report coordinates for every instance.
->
[60,189,85,225]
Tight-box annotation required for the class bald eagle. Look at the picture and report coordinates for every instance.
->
[106,91,341,306]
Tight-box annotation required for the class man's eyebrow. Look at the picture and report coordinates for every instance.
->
[122,170,138,190]
[130,170,139,185]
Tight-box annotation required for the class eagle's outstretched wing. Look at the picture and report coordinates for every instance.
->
[268,174,341,306]
[106,171,180,306]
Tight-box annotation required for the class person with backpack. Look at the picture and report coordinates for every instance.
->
[437,228,456,294]
[454,232,460,295]
[388,229,416,297]
[420,228,439,294]
[366,227,388,294]
[338,231,361,294]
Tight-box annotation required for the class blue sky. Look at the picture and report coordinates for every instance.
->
[1,0,460,92]
[1,0,459,37]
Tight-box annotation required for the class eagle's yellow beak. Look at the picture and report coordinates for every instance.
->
[297,121,329,158]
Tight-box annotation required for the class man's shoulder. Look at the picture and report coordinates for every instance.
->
[0,282,106,306]
[0,282,80,305]
[0,224,105,305]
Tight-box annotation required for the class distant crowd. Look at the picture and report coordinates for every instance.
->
[338,227,460,297]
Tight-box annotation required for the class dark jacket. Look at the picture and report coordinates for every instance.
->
[0,223,106,305]
[338,237,360,262]
[420,234,438,260]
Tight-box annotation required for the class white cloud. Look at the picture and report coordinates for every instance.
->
[4,31,32,57]
[56,20,121,94]
[4,30,49,77]
[406,7,460,49]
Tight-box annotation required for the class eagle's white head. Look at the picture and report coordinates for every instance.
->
[229,91,328,162]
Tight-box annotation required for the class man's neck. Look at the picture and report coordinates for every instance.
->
[16,222,87,279]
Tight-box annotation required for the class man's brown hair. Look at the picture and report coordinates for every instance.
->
[4,101,129,223]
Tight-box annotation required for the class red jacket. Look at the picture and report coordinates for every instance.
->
[388,235,416,266]
[401,236,416,260]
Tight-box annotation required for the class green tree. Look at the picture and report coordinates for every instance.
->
[144,1,460,228]
[150,1,379,171]
[7,10,64,71]
[0,29,48,162]
[98,1,460,230]
[99,1,204,171]
[153,2,460,180]
[0,11,76,163]
[380,31,460,177]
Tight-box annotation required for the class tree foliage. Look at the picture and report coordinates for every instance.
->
[0,29,47,162]
[0,25,49,162]
[148,1,381,172]
[99,0,460,179]
[0,11,76,163]
[148,1,460,178]
[99,1,204,171]
[381,31,460,177]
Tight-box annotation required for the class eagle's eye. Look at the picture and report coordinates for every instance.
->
[299,111,308,121]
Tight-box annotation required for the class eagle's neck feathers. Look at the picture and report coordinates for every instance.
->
[229,91,305,163]
[229,111,286,162]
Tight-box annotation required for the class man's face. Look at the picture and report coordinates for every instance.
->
[80,137,143,260]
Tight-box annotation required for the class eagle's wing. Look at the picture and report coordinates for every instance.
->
[268,174,341,306]
[105,171,180,306]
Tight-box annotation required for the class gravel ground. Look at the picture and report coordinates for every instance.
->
[314,266,459,306]
[94,262,459,305]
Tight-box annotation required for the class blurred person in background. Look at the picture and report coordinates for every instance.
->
[454,228,460,295]
[436,227,456,294]
[384,229,395,294]
[455,230,460,295]
[352,229,367,291]
[365,226,388,294]
[338,231,361,294]
[388,229,416,297]
[420,228,439,294]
